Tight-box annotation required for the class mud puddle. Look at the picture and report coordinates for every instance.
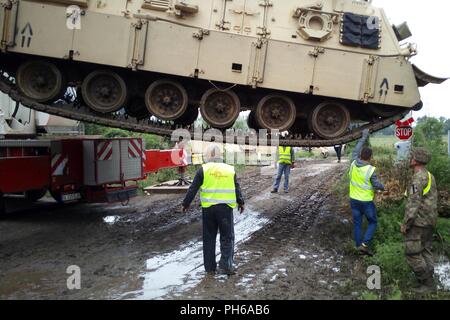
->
[125,207,269,300]
[435,256,450,291]
[103,216,120,224]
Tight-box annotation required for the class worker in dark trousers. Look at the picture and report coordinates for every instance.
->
[334,144,343,163]
[182,146,245,276]
[349,129,385,256]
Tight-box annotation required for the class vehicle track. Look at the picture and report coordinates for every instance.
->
[0,72,407,147]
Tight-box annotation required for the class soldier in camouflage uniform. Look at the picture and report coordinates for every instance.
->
[401,148,438,292]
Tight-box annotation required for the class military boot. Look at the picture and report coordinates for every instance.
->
[412,277,437,294]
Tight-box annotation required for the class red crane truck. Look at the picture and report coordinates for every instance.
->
[0,94,186,215]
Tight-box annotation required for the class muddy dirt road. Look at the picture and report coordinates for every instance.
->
[0,160,367,300]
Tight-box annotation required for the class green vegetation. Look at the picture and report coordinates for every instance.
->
[367,201,415,287]
[417,116,450,136]
[413,118,450,189]
[83,123,173,149]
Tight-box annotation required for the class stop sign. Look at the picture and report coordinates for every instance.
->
[396,126,413,140]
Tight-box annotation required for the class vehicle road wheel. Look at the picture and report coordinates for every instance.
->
[310,101,350,139]
[145,80,188,121]
[255,94,296,132]
[81,70,128,113]
[200,89,240,129]
[16,61,65,103]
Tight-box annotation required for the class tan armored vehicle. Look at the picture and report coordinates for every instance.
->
[0,0,447,145]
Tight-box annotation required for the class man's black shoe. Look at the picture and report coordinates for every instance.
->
[271,190,278,194]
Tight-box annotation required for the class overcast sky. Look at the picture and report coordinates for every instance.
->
[373,0,450,120]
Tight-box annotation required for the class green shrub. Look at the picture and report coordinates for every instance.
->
[413,118,450,189]
[435,218,450,258]
[414,117,444,144]
[367,201,416,287]
[387,285,403,300]
[104,129,129,138]
[374,201,405,244]
[367,242,414,286]
[83,123,172,150]
[428,153,450,189]
[359,291,380,300]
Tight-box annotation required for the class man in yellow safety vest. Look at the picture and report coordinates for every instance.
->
[271,146,295,194]
[349,129,385,256]
[182,146,245,276]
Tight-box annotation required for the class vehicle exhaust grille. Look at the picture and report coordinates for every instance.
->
[142,0,170,11]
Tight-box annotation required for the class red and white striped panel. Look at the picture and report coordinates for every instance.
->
[142,148,147,169]
[128,139,142,159]
[97,141,113,161]
[51,153,68,176]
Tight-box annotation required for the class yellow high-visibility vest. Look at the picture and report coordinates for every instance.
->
[200,162,237,209]
[404,172,432,197]
[278,146,292,165]
[423,172,432,195]
[349,161,376,202]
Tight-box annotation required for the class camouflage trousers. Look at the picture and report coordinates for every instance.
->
[404,226,435,283]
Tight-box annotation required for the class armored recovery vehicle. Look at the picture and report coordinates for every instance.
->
[0,0,447,146]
